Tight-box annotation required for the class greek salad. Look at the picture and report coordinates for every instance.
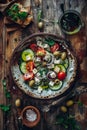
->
[18,38,69,93]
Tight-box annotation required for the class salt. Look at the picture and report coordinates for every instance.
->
[26,109,37,122]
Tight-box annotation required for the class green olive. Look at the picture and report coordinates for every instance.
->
[54,79,60,84]
[38,22,44,29]
[66,100,74,107]
[61,52,67,60]
[15,99,21,107]
[60,106,67,113]
[29,80,35,87]
[42,61,47,66]
[53,51,61,57]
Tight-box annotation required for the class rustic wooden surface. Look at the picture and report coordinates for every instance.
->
[0,0,87,130]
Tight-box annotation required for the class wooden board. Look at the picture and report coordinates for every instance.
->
[0,0,87,130]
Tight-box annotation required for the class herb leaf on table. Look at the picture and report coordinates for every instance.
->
[55,114,81,130]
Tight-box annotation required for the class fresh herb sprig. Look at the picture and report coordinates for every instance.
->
[6,3,28,22]
[55,114,81,130]
[2,79,11,98]
[0,104,11,112]
[0,79,11,112]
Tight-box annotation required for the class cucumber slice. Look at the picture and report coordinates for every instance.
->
[63,59,69,69]
[21,49,34,61]
[57,64,66,72]
[20,62,28,74]
[50,81,63,91]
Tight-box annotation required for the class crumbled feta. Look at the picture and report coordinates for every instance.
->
[48,64,54,69]
[50,72,56,78]
[49,81,54,86]
[35,77,40,83]
[36,72,41,77]
[33,68,38,74]
[37,41,43,47]
[44,44,49,48]
[54,59,61,64]
[38,86,43,93]
[36,57,41,62]
[54,66,60,73]
[26,55,31,61]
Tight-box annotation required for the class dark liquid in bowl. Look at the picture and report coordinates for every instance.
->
[60,12,81,32]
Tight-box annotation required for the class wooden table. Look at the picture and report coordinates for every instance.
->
[0,0,87,130]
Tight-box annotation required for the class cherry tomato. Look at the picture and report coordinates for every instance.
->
[50,43,59,53]
[30,44,37,52]
[57,71,66,80]
[36,47,46,56]
[26,61,34,72]
[23,72,34,81]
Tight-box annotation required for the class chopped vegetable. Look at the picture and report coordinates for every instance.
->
[50,43,59,52]
[36,48,46,56]
[57,71,66,80]
[21,49,34,61]
[26,61,34,72]
[63,58,69,69]
[30,43,37,52]
[23,72,34,81]
[57,64,66,72]
[49,81,62,91]
[20,62,28,74]
[45,38,55,46]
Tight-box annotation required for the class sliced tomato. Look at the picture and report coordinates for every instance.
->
[23,72,34,81]
[50,43,59,53]
[26,61,34,72]
[36,47,46,56]
[57,71,66,80]
[30,43,37,52]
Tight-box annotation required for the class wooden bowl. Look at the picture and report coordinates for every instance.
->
[21,106,41,127]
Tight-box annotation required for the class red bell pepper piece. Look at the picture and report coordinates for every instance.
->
[26,61,34,72]
[36,47,46,56]
[50,43,59,53]
[30,43,37,52]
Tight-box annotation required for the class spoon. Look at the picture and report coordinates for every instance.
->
[0,0,17,14]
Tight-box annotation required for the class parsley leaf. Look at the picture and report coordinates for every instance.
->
[0,104,11,112]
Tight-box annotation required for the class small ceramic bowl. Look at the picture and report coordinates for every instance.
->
[59,10,84,35]
[21,106,41,127]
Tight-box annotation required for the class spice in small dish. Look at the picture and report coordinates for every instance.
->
[26,109,37,122]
